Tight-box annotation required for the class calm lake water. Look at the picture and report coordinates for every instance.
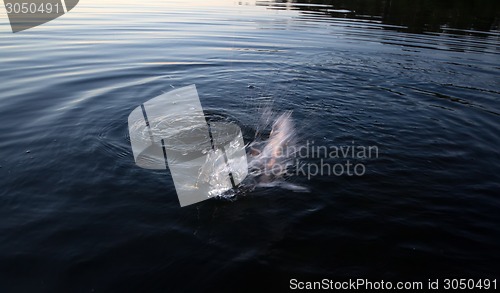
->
[1,0,499,291]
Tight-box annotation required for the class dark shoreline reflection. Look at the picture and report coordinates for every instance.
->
[256,0,500,36]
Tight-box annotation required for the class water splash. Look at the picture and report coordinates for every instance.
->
[132,102,309,201]
[189,105,306,201]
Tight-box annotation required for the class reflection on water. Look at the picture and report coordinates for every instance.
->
[257,0,500,35]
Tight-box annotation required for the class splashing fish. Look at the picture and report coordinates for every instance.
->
[247,109,309,192]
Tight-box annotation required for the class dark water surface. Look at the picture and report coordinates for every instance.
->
[1,0,499,291]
